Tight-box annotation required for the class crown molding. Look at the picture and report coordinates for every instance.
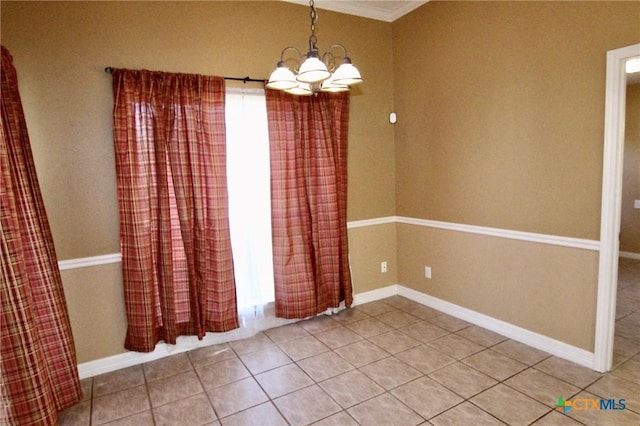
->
[282,1,429,22]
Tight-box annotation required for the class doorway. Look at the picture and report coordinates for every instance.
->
[594,44,640,372]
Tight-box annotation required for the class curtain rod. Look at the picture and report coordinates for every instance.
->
[104,67,264,83]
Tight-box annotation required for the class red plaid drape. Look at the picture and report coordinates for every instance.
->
[266,89,353,319]
[112,69,238,353]
[1,46,82,425]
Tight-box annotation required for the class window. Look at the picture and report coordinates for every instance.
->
[225,88,275,314]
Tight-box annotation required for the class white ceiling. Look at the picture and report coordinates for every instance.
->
[283,0,429,22]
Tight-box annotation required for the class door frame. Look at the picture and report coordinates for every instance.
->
[593,43,640,372]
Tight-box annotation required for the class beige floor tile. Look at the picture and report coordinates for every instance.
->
[58,400,91,426]
[228,332,274,355]
[616,319,640,341]
[67,291,640,426]
[207,377,268,418]
[471,384,550,426]
[430,401,505,426]
[93,365,145,398]
[264,323,309,343]
[103,410,154,426]
[368,329,422,354]
[238,345,292,375]
[535,356,603,388]
[610,356,640,385]
[530,411,583,425]
[428,314,470,332]
[345,317,393,337]
[311,411,359,425]
[319,369,385,409]
[188,343,236,368]
[376,310,421,328]
[429,362,498,399]
[274,385,341,426]
[254,363,314,399]
[391,376,463,419]
[219,402,287,426]
[492,339,551,365]
[462,349,528,381]
[298,315,341,334]
[297,350,354,381]
[334,339,391,367]
[404,303,441,320]
[143,352,193,382]
[147,370,204,407]
[587,374,640,414]
[455,325,507,347]
[360,356,422,390]
[566,391,640,426]
[347,393,424,426]
[383,296,419,310]
[91,385,150,425]
[399,321,450,344]
[427,334,484,360]
[395,344,456,374]
[195,358,251,390]
[505,368,581,406]
[79,378,92,401]
[314,325,363,348]
[613,335,640,361]
[331,307,371,325]
[152,393,217,426]
[277,334,330,361]
[355,300,397,317]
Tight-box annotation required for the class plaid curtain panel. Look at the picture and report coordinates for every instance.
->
[1,45,82,425]
[265,89,353,319]
[111,69,238,353]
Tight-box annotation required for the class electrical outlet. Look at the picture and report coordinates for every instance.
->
[381,261,388,273]
[635,200,640,209]
[424,266,432,279]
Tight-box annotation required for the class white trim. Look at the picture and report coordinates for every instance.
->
[347,216,396,229]
[396,216,599,251]
[58,253,121,271]
[60,216,598,271]
[396,286,595,369]
[620,251,640,260]
[281,0,429,22]
[594,43,640,373]
[352,285,399,306]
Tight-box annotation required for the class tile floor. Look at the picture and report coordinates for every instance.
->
[59,258,640,426]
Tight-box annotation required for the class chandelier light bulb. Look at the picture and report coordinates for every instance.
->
[267,0,363,95]
[266,62,298,90]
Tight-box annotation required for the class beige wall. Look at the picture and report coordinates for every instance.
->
[1,1,396,362]
[392,1,639,351]
[1,0,395,260]
[621,83,640,254]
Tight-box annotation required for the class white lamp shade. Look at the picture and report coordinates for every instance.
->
[320,76,349,92]
[331,62,363,86]
[285,83,313,96]
[267,66,298,90]
[297,56,331,83]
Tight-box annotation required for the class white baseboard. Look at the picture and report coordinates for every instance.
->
[77,283,596,378]
[352,285,399,306]
[397,286,595,369]
[620,251,640,260]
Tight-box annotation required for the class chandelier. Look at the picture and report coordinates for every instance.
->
[267,0,363,95]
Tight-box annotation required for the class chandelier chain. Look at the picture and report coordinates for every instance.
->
[309,0,318,49]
